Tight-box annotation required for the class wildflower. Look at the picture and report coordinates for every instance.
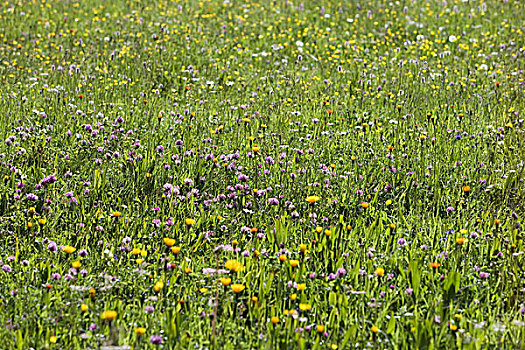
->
[429,262,441,268]
[135,327,146,336]
[289,260,299,268]
[306,196,320,203]
[101,310,117,321]
[299,303,311,311]
[62,245,76,254]
[220,278,231,286]
[225,259,242,272]
[72,261,81,269]
[231,284,245,293]
[371,325,379,333]
[154,281,164,292]
[150,335,162,344]
[456,238,467,245]
[479,272,490,279]
[113,211,122,217]
[50,336,57,343]
[317,325,325,333]
[171,246,181,254]
[163,238,176,247]
[185,218,196,226]
[361,202,370,209]
[80,304,88,312]
[375,268,384,277]
[279,254,287,262]
[271,316,280,324]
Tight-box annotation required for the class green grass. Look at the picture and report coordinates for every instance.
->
[0,0,523,348]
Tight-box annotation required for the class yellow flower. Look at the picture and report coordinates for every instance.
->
[385,200,392,206]
[279,254,287,262]
[101,310,117,321]
[462,185,470,193]
[252,296,258,303]
[306,195,320,203]
[199,288,208,293]
[389,223,396,230]
[72,261,81,269]
[252,145,260,152]
[131,248,141,255]
[154,281,164,292]
[136,258,144,264]
[290,294,297,300]
[220,278,231,286]
[297,283,306,291]
[113,211,122,217]
[184,267,192,273]
[289,260,299,268]
[375,267,385,277]
[135,327,146,336]
[171,246,181,254]
[80,304,88,312]
[50,336,57,343]
[299,244,307,253]
[456,238,467,245]
[62,245,76,254]
[317,325,325,333]
[450,324,458,331]
[371,325,379,333]
[299,303,311,311]
[185,218,196,226]
[140,250,147,257]
[324,229,331,237]
[28,222,33,228]
[315,226,323,233]
[224,259,242,272]
[29,207,36,214]
[231,284,245,293]
[271,316,279,324]
[163,238,176,247]
[361,202,370,209]
[39,218,47,225]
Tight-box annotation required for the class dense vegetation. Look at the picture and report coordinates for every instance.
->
[0,0,524,348]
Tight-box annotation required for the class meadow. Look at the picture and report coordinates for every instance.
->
[0,0,524,348]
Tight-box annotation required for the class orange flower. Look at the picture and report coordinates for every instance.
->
[429,262,441,268]
[163,238,176,247]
